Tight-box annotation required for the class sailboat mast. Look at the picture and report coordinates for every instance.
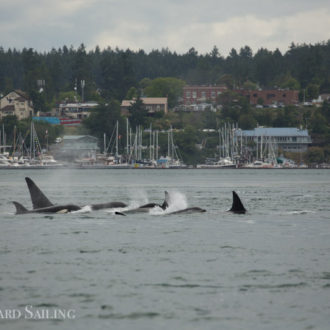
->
[167,129,170,158]
[126,118,129,157]
[103,133,106,155]
[149,124,152,161]
[30,122,33,160]
[115,121,119,158]
[13,125,16,155]
[156,130,158,160]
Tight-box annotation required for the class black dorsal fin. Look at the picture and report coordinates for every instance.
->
[25,177,53,209]
[161,191,170,210]
[230,191,246,214]
[12,201,28,214]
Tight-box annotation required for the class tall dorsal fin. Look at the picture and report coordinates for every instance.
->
[12,201,28,214]
[230,191,246,214]
[161,191,170,210]
[25,177,53,209]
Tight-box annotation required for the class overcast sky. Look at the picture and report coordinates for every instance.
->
[1,0,329,55]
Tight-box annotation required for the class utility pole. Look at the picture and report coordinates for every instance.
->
[80,80,85,102]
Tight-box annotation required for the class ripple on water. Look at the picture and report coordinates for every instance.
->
[147,283,222,289]
[79,249,102,254]
[239,282,308,291]
[98,312,160,319]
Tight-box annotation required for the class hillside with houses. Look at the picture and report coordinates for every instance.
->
[0,41,330,167]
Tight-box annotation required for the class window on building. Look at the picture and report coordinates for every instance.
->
[192,91,197,98]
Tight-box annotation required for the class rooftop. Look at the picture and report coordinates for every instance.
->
[121,97,168,107]
[63,135,98,141]
[240,127,310,137]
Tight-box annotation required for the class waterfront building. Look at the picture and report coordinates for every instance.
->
[237,127,312,153]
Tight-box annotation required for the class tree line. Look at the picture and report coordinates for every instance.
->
[1,41,330,108]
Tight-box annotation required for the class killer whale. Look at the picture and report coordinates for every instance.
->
[14,178,247,215]
[12,177,82,214]
[163,191,246,215]
[116,191,206,216]
[91,201,127,210]
[13,201,81,214]
[166,207,206,215]
[13,177,127,214]
[229,191,246,214]
[115,191,170,216]
[116,190,246,216]
[162,191,206,215]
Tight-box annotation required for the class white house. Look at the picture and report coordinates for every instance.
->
[0,90,34,120]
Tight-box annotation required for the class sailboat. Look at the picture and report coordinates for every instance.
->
[243,135,279,168]
[197,123,237,168]
[28,122,63,167]
[101,120,130,168]
[157,127,186,168]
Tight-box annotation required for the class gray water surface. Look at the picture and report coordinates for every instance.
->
[0,169,329,329]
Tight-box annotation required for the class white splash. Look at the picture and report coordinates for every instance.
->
[127,189,149,208]
[72,205,92,213]
[288,210,316,215]
[150,191,188,215]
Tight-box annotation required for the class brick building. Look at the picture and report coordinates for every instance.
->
[237,89,299,106]
[182,85,227,105]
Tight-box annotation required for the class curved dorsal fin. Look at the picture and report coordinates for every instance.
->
[230,191,246,214]
[25,177,53,209]
[12,201,28,214]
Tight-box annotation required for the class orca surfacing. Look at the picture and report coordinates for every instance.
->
[229,191,247,214]
[13,177,127,214]
[12,177,81,214]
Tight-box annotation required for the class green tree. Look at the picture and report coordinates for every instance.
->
[83,99,124,141]
[306,83,319,100]
[174,125,201,165]
[309,110,328,134]
[29,90,49,113]
[58,91,80,103]
[128,94,149,128]
[274,73,300,90]
[321,100,330,122]
[304,147,324,164]
[217,74,234,89]
[238,114,257,129]
[243,80,258,90]
[125,87,138,100]
[144,77,185,108]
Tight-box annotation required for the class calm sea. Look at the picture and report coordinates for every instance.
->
[0,169,329,330]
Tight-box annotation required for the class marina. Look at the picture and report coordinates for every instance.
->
[0,121,319,169]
